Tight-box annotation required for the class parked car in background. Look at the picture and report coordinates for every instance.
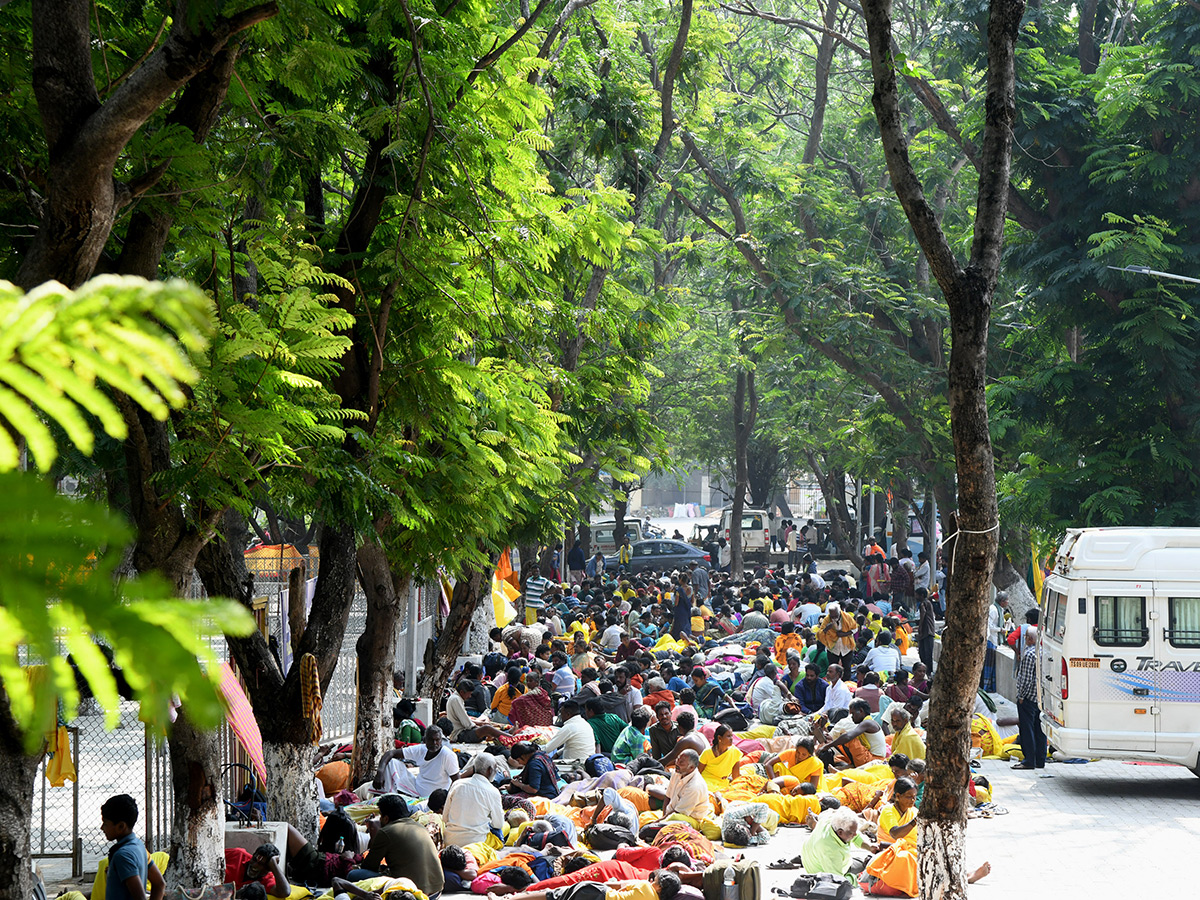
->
[591,519,645,554]
[605,539,712,573]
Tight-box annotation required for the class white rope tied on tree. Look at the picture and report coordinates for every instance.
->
[938,521,1000,577]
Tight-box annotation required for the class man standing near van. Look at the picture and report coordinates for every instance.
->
[1013,609,1047,771]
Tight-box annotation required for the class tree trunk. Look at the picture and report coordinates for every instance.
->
[613,486,628,561]
[891,492,910,554]
[166,710,224,889]
[420,562,490,704]
[17,0,277,290]
[861,0,1020,895]
[0,696,42,900]
[262,740,319,841]
[730,369,747,580]
[806,454,863,569]
[353,540,407,787]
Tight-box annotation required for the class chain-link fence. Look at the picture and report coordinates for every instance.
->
[29,549,375,875]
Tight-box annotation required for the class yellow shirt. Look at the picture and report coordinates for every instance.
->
[776,749,823,784]
[878,803,917,844]
[608,884,658,900]
[491,683,522,717]
[699,746,743,793]
[890,723,926,761]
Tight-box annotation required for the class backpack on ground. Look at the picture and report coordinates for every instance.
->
[785,873,852,900]
[713,706,749,732]
[702,859,762,900]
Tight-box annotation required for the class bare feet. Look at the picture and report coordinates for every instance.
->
[967,862,991,884]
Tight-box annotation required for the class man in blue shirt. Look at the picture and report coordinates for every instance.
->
[101,794,163,900]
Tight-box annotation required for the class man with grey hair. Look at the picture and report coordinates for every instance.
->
[889,706,925,761]
[983,591,1009,692]
[801,807,878,876]
[442,752,503,848]
[644,749,718,838]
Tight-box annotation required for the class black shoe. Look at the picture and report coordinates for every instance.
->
[1011,763,1034,770]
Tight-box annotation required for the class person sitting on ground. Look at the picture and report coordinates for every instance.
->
[863,631,903,675]
[541,699,596,768]
[583,696,626,754]
[658,710,708,767]
[814,699,887,769]
[648,702,680,760]
[375,726,460,798]
[509,675,557,730]
[762,735,823,793]
[801,807,879,877]
[645,750,715,837]
[877,777,919,845]
[794,663,828,715]
[440,680,507,743]
[690,667,727,718]
[509,742,561,799]
[888,707,925,761]
[344,794,444,898]
[853,672,885,714]
[442,754,505,849]
[492,667,527,724]
[697,724,743,794]
[884,670,926,706]
[612,706,652,764]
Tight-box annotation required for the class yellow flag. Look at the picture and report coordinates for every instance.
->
[492,574,518,627]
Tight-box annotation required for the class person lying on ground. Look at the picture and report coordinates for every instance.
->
[488,867,684,900]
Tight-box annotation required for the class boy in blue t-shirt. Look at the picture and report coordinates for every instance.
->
[100,794,163,900]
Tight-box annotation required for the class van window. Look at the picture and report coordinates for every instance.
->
[1052,591,1068,641]
[742,515,762,531]
[1094,595,1148,647]
[1043,589,1066,641]
[1167,598,1200,648]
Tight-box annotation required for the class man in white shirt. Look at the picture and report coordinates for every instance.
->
[541,700,596,766]
[613,666,643,717]
[599,621,624,650]
[375,726,459,797]
[914,551,931,591]
[796,598,823,627]
[862,632,903,674]
[648,749,712,823]
[442,753,504,847]
[816,664,853,715]
[550,652,577,694]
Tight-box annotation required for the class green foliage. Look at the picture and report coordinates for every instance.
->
[0,276,253,747]
[0,472,253,749]
[0,277,210,471]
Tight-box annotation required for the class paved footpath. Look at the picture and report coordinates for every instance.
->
[735,756,1200,899]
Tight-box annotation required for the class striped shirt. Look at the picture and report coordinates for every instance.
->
[524,576,550,609]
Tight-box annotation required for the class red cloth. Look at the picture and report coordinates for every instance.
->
[509,688,554,729]
[224,848,276,892]
[613,846,664,870]
[531,860,646,890]
[643,690,675,710]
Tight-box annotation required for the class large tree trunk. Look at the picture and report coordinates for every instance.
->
[353,540,408,787]
[420,563,489,703]
[16,0,276,290]
[862,0,1021,896]
[166,710,225,889]
[0,696,42,900]
[262,740,319,840]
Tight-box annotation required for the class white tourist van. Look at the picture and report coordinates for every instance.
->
[1039,527,1200,773]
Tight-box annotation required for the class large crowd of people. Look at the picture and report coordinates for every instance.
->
[94,540,1026,900]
